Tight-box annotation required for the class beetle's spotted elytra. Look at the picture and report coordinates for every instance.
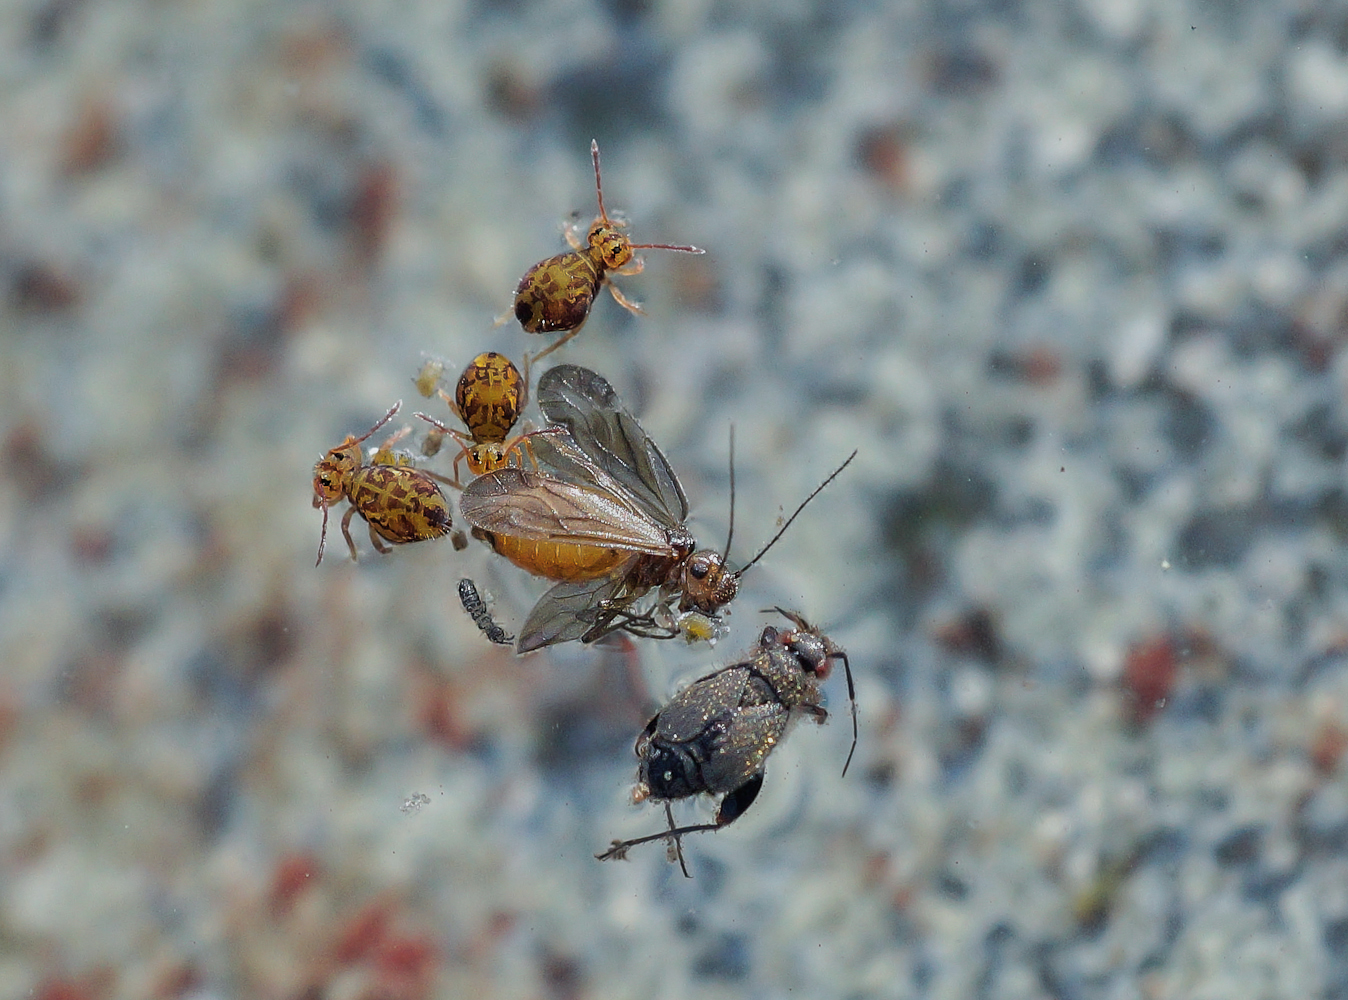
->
[415,352,544,489]
[507,140,704,361]
[312,401,455,565]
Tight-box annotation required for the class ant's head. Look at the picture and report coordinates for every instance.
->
[679,549,739,614]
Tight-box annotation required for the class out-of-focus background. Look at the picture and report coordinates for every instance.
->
[4,0,1348,997]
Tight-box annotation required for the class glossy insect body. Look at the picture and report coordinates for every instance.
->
[511,140,704,361]
[460,364,740,651]
[312,401,453,565]
[458,578,514,646]
[597,610,856,876]
[416,352,537,488]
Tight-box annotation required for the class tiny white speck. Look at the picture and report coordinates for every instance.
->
[400,792,431,815]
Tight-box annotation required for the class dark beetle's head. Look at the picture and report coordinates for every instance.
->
[639,745,700,801]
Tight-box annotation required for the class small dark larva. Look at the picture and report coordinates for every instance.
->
[458,578,514,646]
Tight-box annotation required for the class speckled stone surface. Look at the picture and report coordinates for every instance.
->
[3,0,1348,997]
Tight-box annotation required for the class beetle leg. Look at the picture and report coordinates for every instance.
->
[664,802,690,878]
[714,773,763,827]
[315,501,331,566]
[606,280,645,316]
[369,523,393,554]
[341,506,360,562]
[609,256,645,278]
[526,327,581,364]
[563,219,586,251]
[421,469,460,489]
[595,774,766,870]
[596,819,722,865]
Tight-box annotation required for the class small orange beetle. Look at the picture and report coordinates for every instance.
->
[312,401,454,565]
[414,352,542,488]
[510,140,704,361]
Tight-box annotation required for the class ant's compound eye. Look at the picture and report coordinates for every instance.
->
[689,562,708,579]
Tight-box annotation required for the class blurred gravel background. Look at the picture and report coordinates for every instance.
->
[4,0,1348,997]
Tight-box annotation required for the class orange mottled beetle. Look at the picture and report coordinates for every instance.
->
[312,401,454,565]
[509,140,704,361]
[459,365,856,652]
[415,352,542,488]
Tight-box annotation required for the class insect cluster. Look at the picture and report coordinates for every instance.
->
[310,141,859,874]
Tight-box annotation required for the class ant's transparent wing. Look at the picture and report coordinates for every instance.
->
[536,364,689,527]
[460,468,672,554]
[517,576,626,652]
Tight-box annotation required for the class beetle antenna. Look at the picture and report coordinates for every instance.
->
[315,502,330,567]
[736,450,858,577]
[591,139,608,223]
[351,400,403,447]
[596,820,725,862]
[628,241,705,254]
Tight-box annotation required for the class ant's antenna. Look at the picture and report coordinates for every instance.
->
[720,426,736,565]
[736,450,858,578]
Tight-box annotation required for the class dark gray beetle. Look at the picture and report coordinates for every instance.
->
[597,609,856,875]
